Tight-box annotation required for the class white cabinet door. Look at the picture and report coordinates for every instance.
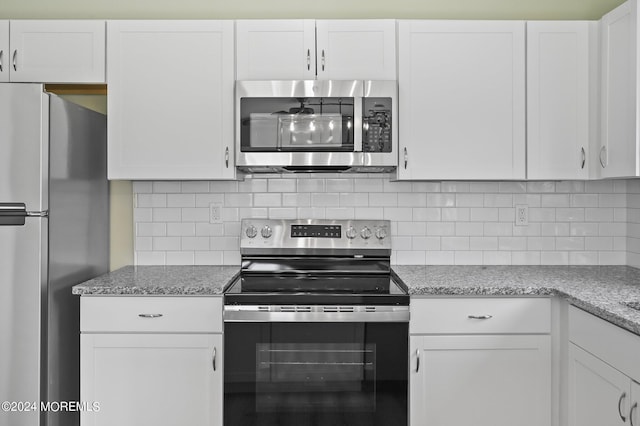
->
[527,21,594,180]
[9,20,105,83]
[235,20,315,80]
[397,20,526,180]
[632,381,640,426]
[316,20,396,80]
[81,333,222,426]
[600,0,639,177]
[0,21,8,82]
[568,343,629,426]
[410,335,551,426]
[107,20,235,180]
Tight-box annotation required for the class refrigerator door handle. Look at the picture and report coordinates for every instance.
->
[0,203,48,226]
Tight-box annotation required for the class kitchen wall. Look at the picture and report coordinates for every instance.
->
[133,176,628,266]
[0,0,625,20]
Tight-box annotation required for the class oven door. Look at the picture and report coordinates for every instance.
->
[224,321,408,426]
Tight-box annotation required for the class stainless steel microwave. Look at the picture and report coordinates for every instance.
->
[235,80,397,173]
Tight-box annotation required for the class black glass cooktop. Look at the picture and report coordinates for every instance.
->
[224,273,409,306]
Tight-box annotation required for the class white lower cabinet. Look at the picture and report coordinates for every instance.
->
[568,343,630,426]
[80,296,223,426]
[81,334,222,426]
[410,297,552,426]
[568,305,640,426]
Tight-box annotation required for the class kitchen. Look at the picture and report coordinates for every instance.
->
[2,0,640,425]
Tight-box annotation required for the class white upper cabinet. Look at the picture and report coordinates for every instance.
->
[107,20,235,180]
[315,20,396,80]
[397,20,526,180]
[527,21,597,180]
[0,21,8,82]
[236,19,396,80]
[600,0,639,178]
[236,20,316,80]
[8,20,105,83]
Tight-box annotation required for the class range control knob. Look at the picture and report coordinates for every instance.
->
[360,226,372,240]
[261,225,273,239]
[375,227,388,240]
[245,225,257,239]
[346,226,357,239]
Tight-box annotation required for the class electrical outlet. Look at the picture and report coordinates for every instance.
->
[209,202,223,224]
[515,204,528,226]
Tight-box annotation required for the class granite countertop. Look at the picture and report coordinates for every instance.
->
[73,264,640,337]
[393,265,640,336]
[71,265,239,296]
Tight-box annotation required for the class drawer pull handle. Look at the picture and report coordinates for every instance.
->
[415,349,420,373]
[468,315,493,320]
[138,313,163,318]
[619,392,627,422]
[212,347,217,371]
[631,402,638,426]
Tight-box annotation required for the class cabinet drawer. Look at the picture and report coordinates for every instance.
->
[569,305,640,380]
[81,296,222,333]
[410,297,551,334]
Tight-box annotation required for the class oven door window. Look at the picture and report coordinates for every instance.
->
[240,97,355,152]
[224,322,408,426]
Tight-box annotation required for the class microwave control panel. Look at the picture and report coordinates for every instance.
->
[362,97,392,153]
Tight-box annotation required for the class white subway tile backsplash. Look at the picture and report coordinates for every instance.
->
[137,223,166,237]
[194,251,224,265]
[181,208,209,222]
[166,251,194,265]
[254,193,282,207]
[167,223,195,237]
[427,193,455,207]
[268,179,296,193]
[340,193,368,207]
[224,193,252,207]
[153,237,181,251]
[137,194,167,208]
[398,193,427,207]
[181,181,210,193]
[153,208,181,222]
[283,193,311,207]
[153,181,181,193]
[181,236,210,251]
[369,192,398,207]
[268,208,297,219]
[239,179,268,193]
[167,194,196,207]
[134,177,632,267]
[454,251,483,265]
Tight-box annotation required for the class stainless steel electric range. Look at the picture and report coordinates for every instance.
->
[223,219,409,426]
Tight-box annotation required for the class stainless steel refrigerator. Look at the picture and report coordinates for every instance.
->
[0,84,109,426]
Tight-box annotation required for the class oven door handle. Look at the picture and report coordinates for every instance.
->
[224,306,409,323]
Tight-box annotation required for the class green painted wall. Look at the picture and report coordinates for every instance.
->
[0,0,627,20]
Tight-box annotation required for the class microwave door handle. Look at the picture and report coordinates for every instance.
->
[354,95,363,154]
